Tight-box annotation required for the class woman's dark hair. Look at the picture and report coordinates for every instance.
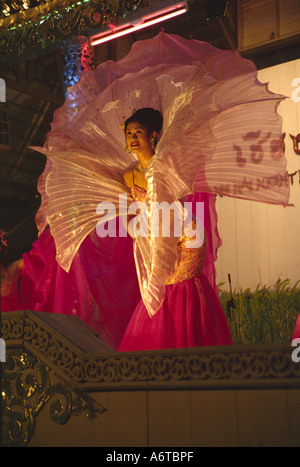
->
[124,108,163,143]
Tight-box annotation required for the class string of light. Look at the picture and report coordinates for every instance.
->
[91,2,188,46]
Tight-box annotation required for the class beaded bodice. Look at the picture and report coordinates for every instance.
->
[165,222,207,285]
[130,171,207,285]
[131,184,147,203]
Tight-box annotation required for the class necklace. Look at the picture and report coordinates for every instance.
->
[137,162,145,172]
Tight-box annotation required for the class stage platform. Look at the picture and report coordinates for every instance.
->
[2,310,300,447]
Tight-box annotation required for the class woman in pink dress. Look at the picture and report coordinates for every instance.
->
[2,32,294,348]
[118,107,233,350]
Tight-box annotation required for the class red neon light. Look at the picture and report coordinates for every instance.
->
[91,6,187,46]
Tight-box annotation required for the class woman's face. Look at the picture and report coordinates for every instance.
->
[125,121,155,155]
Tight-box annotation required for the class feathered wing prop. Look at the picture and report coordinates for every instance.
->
[32,32,290,317]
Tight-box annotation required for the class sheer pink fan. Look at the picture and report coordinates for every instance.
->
[32,32,290,318]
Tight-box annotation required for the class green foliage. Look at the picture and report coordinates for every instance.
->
[218,279,300,344]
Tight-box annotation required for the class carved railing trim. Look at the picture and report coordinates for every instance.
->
[2,310,300,392]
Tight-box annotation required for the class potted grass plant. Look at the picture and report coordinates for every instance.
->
[219,279,300,344]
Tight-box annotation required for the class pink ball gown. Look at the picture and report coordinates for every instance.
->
[119,178,233,351]
[1,220,141,350]
[18,223,141,350]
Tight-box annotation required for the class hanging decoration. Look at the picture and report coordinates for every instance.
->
[0,0,144,66]
[62,35,95,97]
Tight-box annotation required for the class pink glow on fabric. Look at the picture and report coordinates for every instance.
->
[17,223,140,350]
[10,190,221,350]
[293,316,300,339]
[119,273,233,351]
